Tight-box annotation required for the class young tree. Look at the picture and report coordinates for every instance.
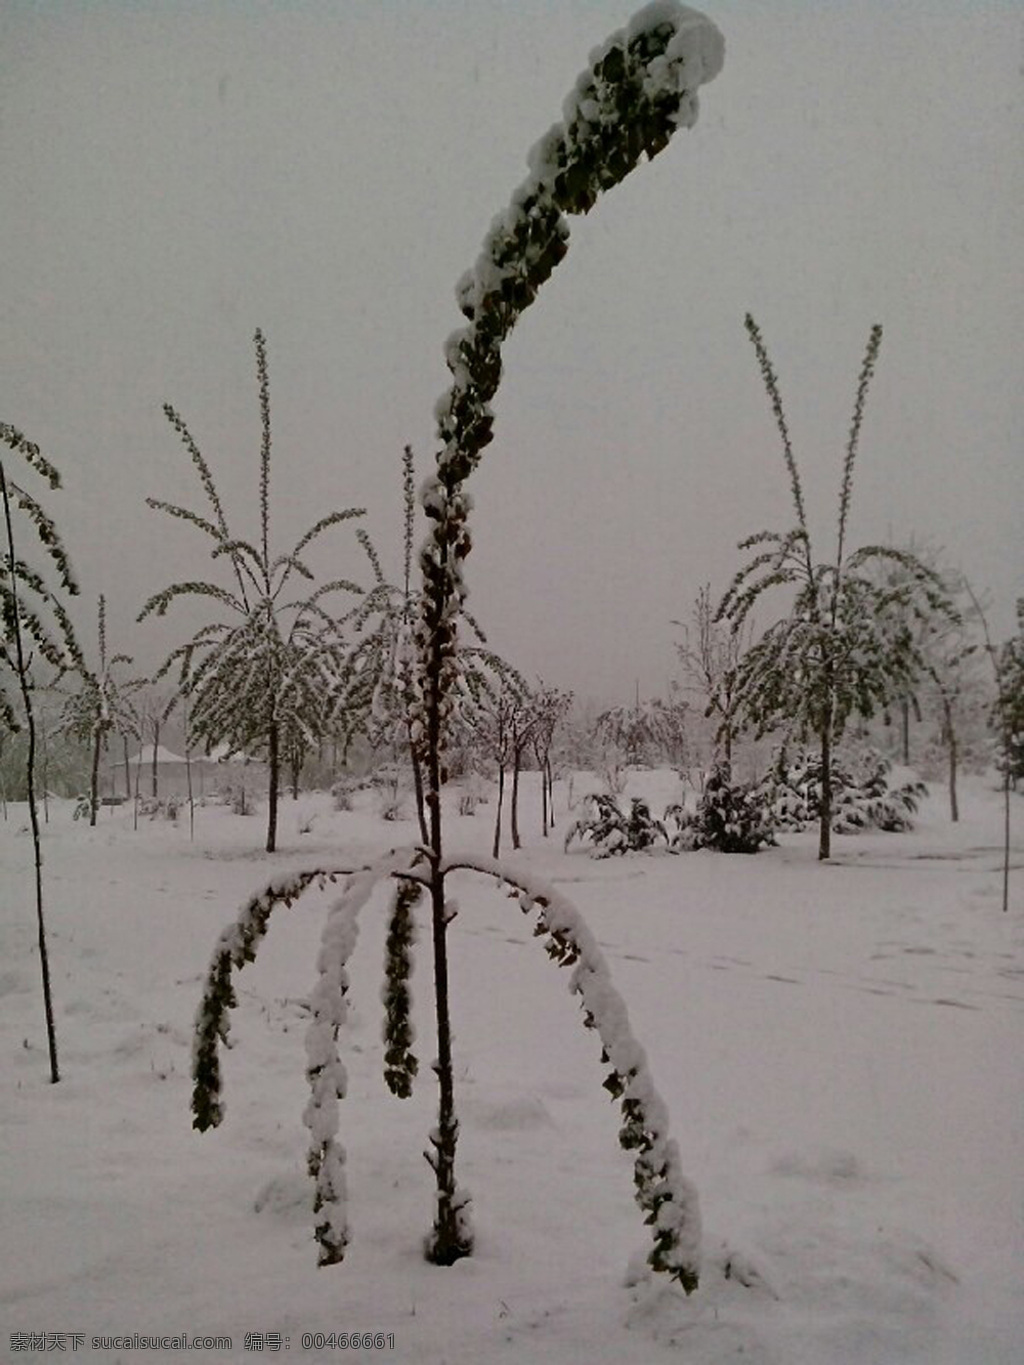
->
[139,330,367,852]
[673,583,751,773]
[719,315,955,859]
[966,584,1021,914]
[60,596,142,825]
[910,562,988,823]
[337,447,430,840]
[133,686,178,800]
[531,682,573,835]
[189,1,723,1289]
[1,422,83,1083]
[596,694,688,768]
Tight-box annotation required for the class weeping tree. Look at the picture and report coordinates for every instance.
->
[1,422,83,1084]
[190,2,724,1289]
[139,330,367,852]
[718,316,956,860]
[60,595,143,825]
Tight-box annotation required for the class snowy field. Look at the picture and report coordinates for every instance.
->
[1,770,1021,1365]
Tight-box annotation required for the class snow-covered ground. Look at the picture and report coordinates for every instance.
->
[1,770,1021,1364]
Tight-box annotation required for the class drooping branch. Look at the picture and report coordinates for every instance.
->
[192,866,357,1131]
[442,854,702,1292]
[303,851,428,1264]
[382,878,421,1098]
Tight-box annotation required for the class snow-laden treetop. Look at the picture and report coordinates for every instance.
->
[417,1,723,742]
[433,0,724,490]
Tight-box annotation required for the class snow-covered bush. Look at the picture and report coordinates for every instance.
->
[331,777,357,812]
[565,793,668,857]
[766,747,927,834]
[667,765,776,853]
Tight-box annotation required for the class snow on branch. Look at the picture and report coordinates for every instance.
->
[303,850,427,1265]
[192,866,359,1132]
[442,852,702,1292]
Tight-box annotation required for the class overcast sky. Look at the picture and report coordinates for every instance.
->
[3,0,1021,706]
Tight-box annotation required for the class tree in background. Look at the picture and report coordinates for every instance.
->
[966,585,1022,913]
[912,562,990,823]
[596,693,688,769]
[61,595,142,825]
[996,601,1024,790]
[530,682,573,836]
[139,330,366,852]
[1,422,83,1083]
[673,583,751,774]
[719,315,955,859]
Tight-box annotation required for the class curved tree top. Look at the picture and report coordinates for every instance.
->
[417,0,723,726]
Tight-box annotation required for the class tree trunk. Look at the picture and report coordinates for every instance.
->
[818,723,832,861]
[185,742,195,841]
[492,763,505,860]
[1001,745,1011,914]
[89,727,102,827]
[540,750,548,836]
[900,697,910,766]
[290,749,301,800]
[510,747,522,850]
[422,599,471,1266]
[943,698,959,823]
[722,721,733,779]
[151,718,160,798]
[266,720,279,853]
[123,734,131,799]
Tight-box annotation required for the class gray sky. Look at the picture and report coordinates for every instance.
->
[3,0,1021,706]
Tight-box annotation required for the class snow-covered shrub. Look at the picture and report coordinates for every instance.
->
[230,785,252,817]
[564,793,668,857]
[331,777,357,812]
[766,747,927,834]
[667,765,776,853]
